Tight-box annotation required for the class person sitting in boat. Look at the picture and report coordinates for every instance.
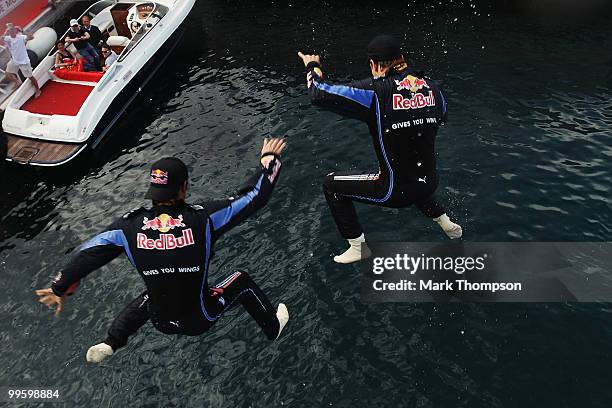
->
[53,40,76,70]
[53,39,96,72]
[65,19,101,71]
[0,23,41,98]
[81,15,103,51]
[100,43,118,72]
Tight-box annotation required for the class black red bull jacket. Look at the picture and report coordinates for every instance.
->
[305,62,448,185]
[51,157,282,321]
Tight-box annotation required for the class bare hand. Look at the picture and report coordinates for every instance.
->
[35,288,65,316]
[297,51,321,68]
[260,138,287,166]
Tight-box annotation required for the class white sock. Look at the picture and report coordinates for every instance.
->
[275,303,289,340]
[333,233,372,264]
[434,214,463,239]
[86,342,114,363]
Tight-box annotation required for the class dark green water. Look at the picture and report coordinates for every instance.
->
[1,1,611,407]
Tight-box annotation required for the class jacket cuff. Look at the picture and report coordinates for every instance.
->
[51,285,64,297]
[306,61,322,70]
[260,152,279,161]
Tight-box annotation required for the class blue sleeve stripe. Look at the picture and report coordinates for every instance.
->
[79,229,136,267]
[209,175,264,231]
[440,89,447,115]
[313,80,374,108]
[200,221,216,321]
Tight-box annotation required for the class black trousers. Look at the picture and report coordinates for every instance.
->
[104,271,280,351]
[323,171,446,239]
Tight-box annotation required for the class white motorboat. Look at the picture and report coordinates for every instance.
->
[2,0,195,166]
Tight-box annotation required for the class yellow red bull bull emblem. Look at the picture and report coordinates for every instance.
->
[394,75,429,93]
[150,169,169,185]
[141,213,185,232]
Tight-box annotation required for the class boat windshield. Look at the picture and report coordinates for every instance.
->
[47,0,117,57]
[118,3,169,62]
[86,0,118,16]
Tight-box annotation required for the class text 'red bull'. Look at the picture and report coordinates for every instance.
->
[392,92,436,110]
[137,228,195,250]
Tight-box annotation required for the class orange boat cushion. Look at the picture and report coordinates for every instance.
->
[54,68,104,82]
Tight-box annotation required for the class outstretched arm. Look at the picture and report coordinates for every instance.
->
[35,223,130,315]
[205,138,286,239]
[298,51,375,122]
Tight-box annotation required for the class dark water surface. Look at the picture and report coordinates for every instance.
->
[1,1,612,407]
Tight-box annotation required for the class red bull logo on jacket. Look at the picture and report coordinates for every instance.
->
[136,228,195,250]
[138,213,193,250]
[395,75,429,93]
[141,214,185,232]
[392,92,436,110]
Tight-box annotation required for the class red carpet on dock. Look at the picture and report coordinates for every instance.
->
[0,0,50,29]
[22,81,93,116]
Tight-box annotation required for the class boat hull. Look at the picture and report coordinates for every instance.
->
[90,22,187,150]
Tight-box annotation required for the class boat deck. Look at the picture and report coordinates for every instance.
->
[21,80,94,116]
[0,0,50,28]
[5,134,83,165]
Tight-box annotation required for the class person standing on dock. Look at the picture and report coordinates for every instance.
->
[298,35,462,264]
[35,138,290,363]
[0,23,41,97]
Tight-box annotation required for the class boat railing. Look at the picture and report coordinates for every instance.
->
[85,0,119,17]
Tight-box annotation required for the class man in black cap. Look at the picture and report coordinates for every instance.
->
[298,35,462,264]
[35,138,289,363]
[65,18,101,71]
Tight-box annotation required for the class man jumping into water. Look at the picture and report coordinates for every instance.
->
[298,35,462,264]
[35,138,289,363]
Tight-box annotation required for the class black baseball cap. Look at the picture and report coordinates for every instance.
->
[367,35,402,61]
[145,157,188,200]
